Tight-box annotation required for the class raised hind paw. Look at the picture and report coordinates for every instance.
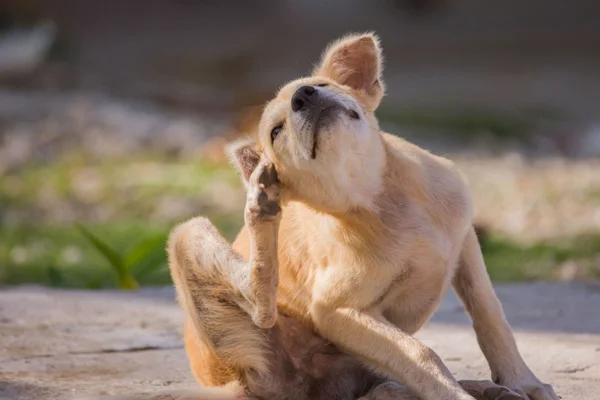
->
[245,161,281,223]
[244,160,281,329]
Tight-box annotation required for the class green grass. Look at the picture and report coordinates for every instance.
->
[0,152,244,289]
[480,233,600,281]
[1,150,598,289]
[2,220,598,289]
[0,222,167,288]
[0,218,242,289]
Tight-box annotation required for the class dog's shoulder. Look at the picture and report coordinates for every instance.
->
[380,131,473,230]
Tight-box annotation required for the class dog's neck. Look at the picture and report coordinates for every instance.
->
[281,136,388,214]
[286,199,386,251]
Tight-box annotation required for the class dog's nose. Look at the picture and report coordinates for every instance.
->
[291,86,316,112]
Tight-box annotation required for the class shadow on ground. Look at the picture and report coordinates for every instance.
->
[431,282,600,335]
[0,380,55,400]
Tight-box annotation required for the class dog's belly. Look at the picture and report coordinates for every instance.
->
[275,313,347,375]
[248,313,379,400]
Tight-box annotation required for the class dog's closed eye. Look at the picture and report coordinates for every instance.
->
[271,124,283,143]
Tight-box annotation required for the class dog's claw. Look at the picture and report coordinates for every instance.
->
[257,162,279,187]
[484,387,524,400]
[459,380,525,400]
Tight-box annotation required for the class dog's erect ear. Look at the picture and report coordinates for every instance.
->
[226,138,261,184]
[313,32,385,110]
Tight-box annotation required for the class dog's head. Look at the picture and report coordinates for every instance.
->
[229,33,387,212]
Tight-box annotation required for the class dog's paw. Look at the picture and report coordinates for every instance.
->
[498,378,559,400]
[245,161,281,222]
[459,380,524,400]
[493,368,559,400]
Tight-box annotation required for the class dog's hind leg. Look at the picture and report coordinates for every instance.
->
[167,161,282,391]
[80,161,283,400]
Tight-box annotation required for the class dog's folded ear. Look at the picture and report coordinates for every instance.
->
[313,32,385,110]
[226,138,261,185]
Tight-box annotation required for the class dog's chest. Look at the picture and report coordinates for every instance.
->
[276,202,460,326]
[304,222,455,332]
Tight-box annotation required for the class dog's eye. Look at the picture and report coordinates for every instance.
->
[317,83,328,87]
[271,124,283,143]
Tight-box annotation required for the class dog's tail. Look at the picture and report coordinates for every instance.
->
[75,385,243,400]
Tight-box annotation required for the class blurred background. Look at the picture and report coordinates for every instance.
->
[1,0,599,289]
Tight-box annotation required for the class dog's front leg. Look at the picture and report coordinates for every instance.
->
[452,227,558,400]
[311,301,474,400]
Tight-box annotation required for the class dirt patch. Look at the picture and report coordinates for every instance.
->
[1,284,599,399]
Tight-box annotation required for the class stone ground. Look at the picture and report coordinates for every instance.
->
[1,284,599,400]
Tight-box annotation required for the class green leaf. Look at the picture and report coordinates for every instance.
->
[124,234,166,271]
[131,250,167,281]
[75,223,127,277]
[137,265,170,284]
[47,266,65,287]
[118,274,140,290]
[85,278,103,290]
[75,223,140,291]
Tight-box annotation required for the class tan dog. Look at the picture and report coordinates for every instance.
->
[80,34,558,400]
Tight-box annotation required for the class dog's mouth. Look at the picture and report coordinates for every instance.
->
[311,131,318,159]
[310,106,359,159]
[310,108,337,160]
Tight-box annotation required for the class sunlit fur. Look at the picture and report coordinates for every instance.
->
[82,33,558,400]
[258,79,385,212]
[227,32,556,400]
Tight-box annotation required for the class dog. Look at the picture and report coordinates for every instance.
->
[80,33,558,400]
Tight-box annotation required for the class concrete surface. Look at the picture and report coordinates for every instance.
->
[1,283,599,400]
